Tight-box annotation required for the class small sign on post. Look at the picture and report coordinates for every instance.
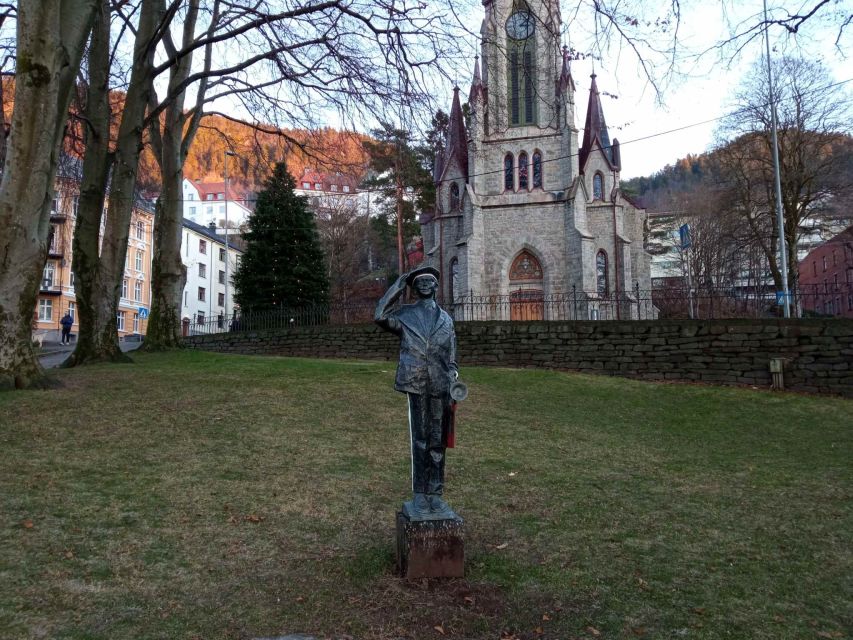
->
[138,307,149,319]
[775,292,786,306]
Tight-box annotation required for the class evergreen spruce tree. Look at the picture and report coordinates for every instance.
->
[233,162,329,312]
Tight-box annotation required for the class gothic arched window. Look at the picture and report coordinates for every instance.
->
[449,182,460,211]
[596,250,608,295]
[532,150,542,188]
[593,172,604,200]
[518,152,529,190]
[450,258,459,302]
[506,9,536,126]
[504,154,514,191]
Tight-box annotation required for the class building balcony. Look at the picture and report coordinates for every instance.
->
[39,281,63,295]
[50,212,68,223]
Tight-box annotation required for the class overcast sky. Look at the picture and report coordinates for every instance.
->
[406,1,851,180]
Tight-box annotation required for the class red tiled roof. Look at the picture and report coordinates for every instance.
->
[191,180,244,202]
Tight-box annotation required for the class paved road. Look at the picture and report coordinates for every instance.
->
[38,340,143,369]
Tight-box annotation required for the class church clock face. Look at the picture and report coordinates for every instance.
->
[506,11,534,39]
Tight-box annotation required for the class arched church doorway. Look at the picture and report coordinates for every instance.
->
[509,250,544,320]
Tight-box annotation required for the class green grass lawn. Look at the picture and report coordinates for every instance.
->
[1,351,850,640]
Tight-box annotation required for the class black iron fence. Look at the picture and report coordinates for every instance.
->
[182,283,851,336]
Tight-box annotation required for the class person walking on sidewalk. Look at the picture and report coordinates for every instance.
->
[60,312,73,345]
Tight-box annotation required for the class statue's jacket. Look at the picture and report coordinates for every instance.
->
[382,301,458,397]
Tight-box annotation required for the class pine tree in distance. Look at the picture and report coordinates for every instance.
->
[233,162,329,312]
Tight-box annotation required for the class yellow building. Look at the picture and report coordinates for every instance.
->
[34,166,155,343]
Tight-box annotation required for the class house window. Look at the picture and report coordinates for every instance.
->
[196,311,205,325]
[206,194,213,201]
[219,247,225,261]
[596,250,608,295]
[219,205,225,213]
[343,185,350,193]
[49,224,59,253]
[70,272,75,287]
[122,279,128,299]
[116,311,125,332]
[133,313,139,333]
[532,151,542,188]
[504,154,514,191]
[135,250,144,272]
[219,270,225,284]
[206,206,213,214]
[518,152,529,190]
[51,191,59,214]
[199,239,207,254]
[134,280,143,301]
[302,182,310,189]
[189,206,196,215]
[199,263,206,278]
[198,286,206,302]
[331,184,338,192]
[43,263,55,288]
[218,292,225,307]
[822,256,827,271]
[187,193,194,200]
[71,195,79,217]
[136,220,145,240]
[314,182,321,190]
[38,299,52,321]
[593,173,604,200]
[216,193,223,200]
[68,302,75,322]
[450,182,460,211]
[813,261,817,276]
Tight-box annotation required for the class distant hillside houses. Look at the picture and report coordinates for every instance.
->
[182,176,253,228]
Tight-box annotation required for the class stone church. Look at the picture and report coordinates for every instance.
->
[420,0,653,320]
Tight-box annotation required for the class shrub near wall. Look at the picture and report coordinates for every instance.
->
[183,319,853,397]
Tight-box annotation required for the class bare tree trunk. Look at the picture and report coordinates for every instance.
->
[146,156,186,349]
[66,0,117,367]
[0,0,96,389]
[67,0,162,366]
[144,0,205,349]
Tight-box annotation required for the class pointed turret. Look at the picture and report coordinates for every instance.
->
[579,73,617,172]
[438,86,469,184]
[557,46,574,94]
[469,55,484,105]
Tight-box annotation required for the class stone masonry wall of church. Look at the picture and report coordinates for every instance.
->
[184,319,853,397]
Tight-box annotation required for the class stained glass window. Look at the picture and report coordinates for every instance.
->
[449,182,460,210]
[504,154,514,191]
[518,152,529,190]
[532,151,542,188]
[593,173,603,200]
[596,250,608,295]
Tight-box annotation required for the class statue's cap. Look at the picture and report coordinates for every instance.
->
[406,266,440,286]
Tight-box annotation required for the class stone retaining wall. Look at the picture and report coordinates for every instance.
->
[183,319,853,397]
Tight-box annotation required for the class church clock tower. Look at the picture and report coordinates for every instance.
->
[421,0,653,320]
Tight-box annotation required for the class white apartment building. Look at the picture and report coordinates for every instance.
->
[181,218,242,333]
[182,177,252,228]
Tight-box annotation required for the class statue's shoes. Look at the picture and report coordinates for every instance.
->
[412,492,431,515]
[427,494,454,516]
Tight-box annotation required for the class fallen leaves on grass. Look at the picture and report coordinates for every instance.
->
[433,624,445,635]
[816,632,843,639]
[494,542,509,550]
[22,519,33,529]
[542,613,551,621]
[244,514,264,523]
[587,626,601,636]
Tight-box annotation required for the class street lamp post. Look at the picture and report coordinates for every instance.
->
[224,150,236,321]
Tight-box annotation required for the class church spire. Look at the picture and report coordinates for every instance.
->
[579,73,618,171]
[440,86,469,182]
[557,45,574,94]
[469,55,484,105]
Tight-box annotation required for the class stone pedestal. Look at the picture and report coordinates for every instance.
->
[396,509,464,579]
